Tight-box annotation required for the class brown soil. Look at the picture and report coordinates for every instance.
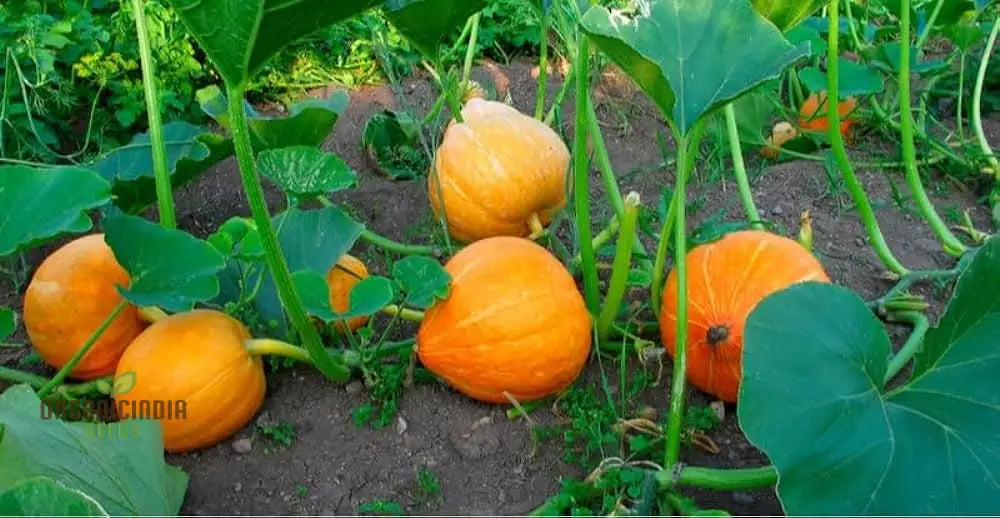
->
[1,59,995,516]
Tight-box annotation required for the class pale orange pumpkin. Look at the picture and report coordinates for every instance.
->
[326,253,369,332]
[799,92,858,137]
[114,309,265,453]
[659,230,831,402]
[417,236,591,403]
[428,98,570,243]
[23,233,146,380]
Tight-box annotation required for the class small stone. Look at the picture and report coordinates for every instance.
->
[396,415,408,435]
[471,416,493,430]
[320,509,337,516]
[233,482,243,492]
[855,237,865,246]
[255,410,275,428]
[232,438,253,454]
[771,205,784,215]
[710,400,726,423]
[732,492,756,505]
[345,381,364,395]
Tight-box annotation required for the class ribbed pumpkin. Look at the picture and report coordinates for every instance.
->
[428,98,570,243]
[326,253,369,332]
[114,309,265,453]
[23,233,146,380]
[417,236,591,403]
[798,92,858,136]
[659,231,831,402]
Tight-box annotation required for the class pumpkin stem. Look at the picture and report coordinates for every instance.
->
[706,325,729,347]
[138,306,169,324]
[382,305,425,322]
[527,212,545,240]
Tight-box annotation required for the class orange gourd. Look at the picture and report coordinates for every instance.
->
[417,236,591,403]
[23,233,146,380]
[326,253,370,332]
[798,92,858,136]
[759,121,798,159]
[428,98,570,243]
[114,309,265,453]
[659,230,831,402]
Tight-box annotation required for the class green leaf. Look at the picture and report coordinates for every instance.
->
[257,146,358,201]
[0,308,15,342]
[0,477,108,517]
[293,271,394,321]
[164,0,380,86]
[90,122,231,214]
[383,0,487,58]
[785,24,826,56]
[196,85,349,150]
[0,165,111,256]
[579,0,808,135]
[739,237,1000,514]
[943,22,986,51]
[360,110,428,180]
[252,206,365,334]
[751,0,825,32]
[391,256,451,309]
[799,58,884,97]
[0,385,187,515]
[206,217,263,260]
[112,371,137,396]
[872,42,949,75]
[102,215,227,312]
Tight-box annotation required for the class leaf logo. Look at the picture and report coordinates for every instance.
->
[112,371,137,395]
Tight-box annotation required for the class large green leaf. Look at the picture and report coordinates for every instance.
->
[751,0,826,32]
[90,122,232,215]
[164,0,380,85]
[102,215,227,312]
[799,58,884,97]
[0,308,16,342]
[360,110,428,180]
[0,385,187,515]
[739,237,1000,514]
[579,0,809,134]
[197,86,349,151]
[383,0,488,58]
[250,206,365,335]
[0,477,108,517]
[293,270,394,322]
[257,146,358,201]
[0,166,111,256]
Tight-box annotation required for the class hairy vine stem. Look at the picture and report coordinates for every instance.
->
[226,83,349,383]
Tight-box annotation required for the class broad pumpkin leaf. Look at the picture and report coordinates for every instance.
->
[257,146,358,201]
[0,165,111,256]
[799,58,884,97]
[0,477,108,516]
[102,214,227,312]
[252,206,365,335]
[872,42,949,75]
[196,85,349,151]
[579,0,809,135]
[943,22,986,51]
[383,0,488,58]
[0,385,188,516]
[293,270,394,322]
[739,236,1000,514]
[90,122,231,214]
[163,0,380,86]
[0,308,16,342]
[751,0,826,32]
[391,256,451,308]
[786,24,826,56]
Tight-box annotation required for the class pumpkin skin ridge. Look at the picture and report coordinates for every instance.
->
[417,236,591,403]
[660,230,831,402]
[23,234,146,380]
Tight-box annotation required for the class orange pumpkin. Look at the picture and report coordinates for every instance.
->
[326,253,369,332]
[417,236,591,403]
[659,230,831,402]
[114,309,265,453]
[428,98,570,243]
[23,233,146,380]
[759,121,798,159]
[798,92,858,136]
